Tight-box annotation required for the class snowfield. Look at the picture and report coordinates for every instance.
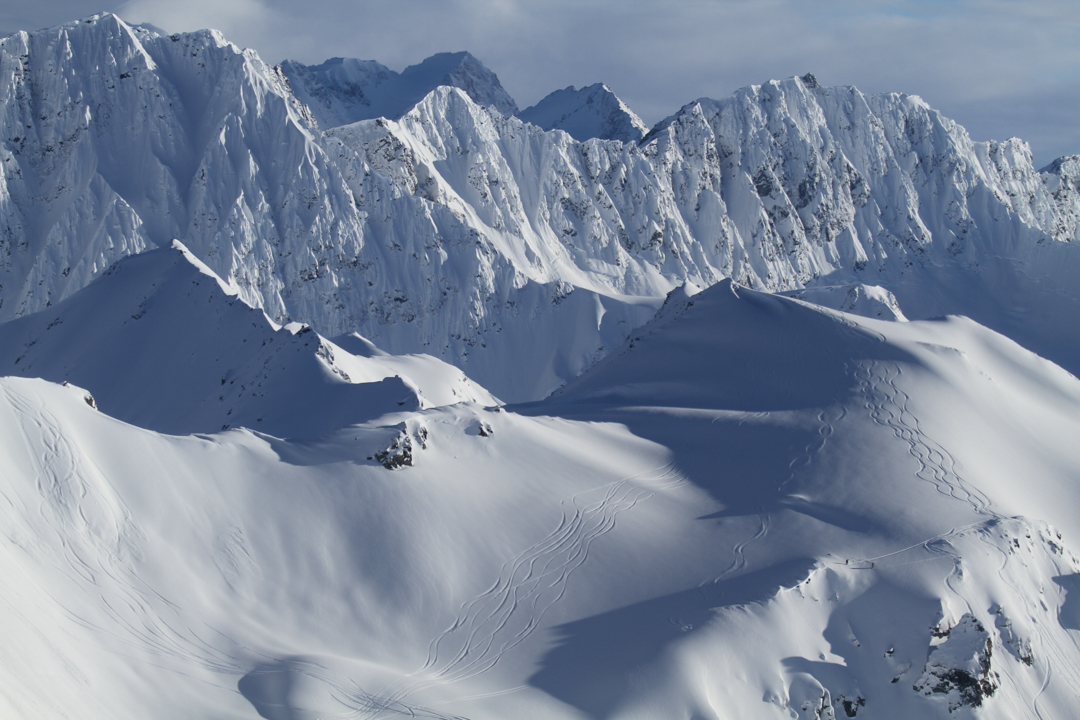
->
[2,12,1080,720]
[4,264,1080,719]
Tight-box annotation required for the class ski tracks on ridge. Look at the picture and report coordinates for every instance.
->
[855,361,997,518]
[815,305,994,517]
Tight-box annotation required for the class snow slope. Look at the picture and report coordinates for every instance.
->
[517,83,648,143]
[524,280,1080,718]
[3,15,1080,400]
[280,51,518,129]
[4,279,1080,719]
[0,241,495,437]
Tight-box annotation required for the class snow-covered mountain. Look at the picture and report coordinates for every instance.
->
[517,83,648,142]
[5,278,1080,719]
[4,12,1080,720]
[0,240,495,437]
[280,51,519,129]
[2,15,1080,400]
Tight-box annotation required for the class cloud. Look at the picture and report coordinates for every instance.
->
[0,1,125,34]
[119,0,274,38]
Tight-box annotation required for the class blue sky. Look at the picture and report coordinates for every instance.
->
[5,0,1079,166]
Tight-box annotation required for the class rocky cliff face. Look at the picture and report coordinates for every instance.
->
[2,16,1078,400]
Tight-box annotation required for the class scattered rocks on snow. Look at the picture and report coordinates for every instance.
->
[993,606,1034,666]
[374,429,414,469]
[371,423,429,469]
[913,613,998,711]
[837,694,865,717]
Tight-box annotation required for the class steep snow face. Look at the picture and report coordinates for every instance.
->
[3,16,1080,400]
[1039,155,1080,243]
[280,50,518,129]
[5,282,1080,719]
[278,56,398,127]
[0,16,658,400]
[0,241,495,436]
[402,52,518,117]
[333,78,1080,379]
[517,83,648,143]
[0,13,365,330]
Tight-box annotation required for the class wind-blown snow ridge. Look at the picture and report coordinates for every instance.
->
[2,14,1080,401]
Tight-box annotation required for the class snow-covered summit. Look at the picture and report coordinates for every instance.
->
[517,83,648,143]
[404,51,518,117]
[280,50,518,128]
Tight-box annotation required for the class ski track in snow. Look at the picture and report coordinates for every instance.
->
[694,511,770,616]
[856,361,997,518]
[820,515,1079,718]
[359,463,685,716]
[972,523,1080,720]
[0,383,689,720]
[784,404,848,496]
[976,527,1049,720]
[263,659,471,720]
[0,384,262,678]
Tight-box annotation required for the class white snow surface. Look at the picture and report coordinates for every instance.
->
[517,83,648,143]
[4,276,1080,719]
[2,15,1080,400]
[279,51,519,129]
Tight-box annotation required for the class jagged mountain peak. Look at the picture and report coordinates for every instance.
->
[1041,154,1080,175]
[37,11,234,55]
[401,51,518,115]
[279,49,517,129]
[517,82,648,143]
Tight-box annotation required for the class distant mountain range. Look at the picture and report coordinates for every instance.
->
[2,14,1077,401]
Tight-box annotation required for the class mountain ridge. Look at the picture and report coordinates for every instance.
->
[0,240,496,437]
[5,272,1080,718]
[1,13,1079,401]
